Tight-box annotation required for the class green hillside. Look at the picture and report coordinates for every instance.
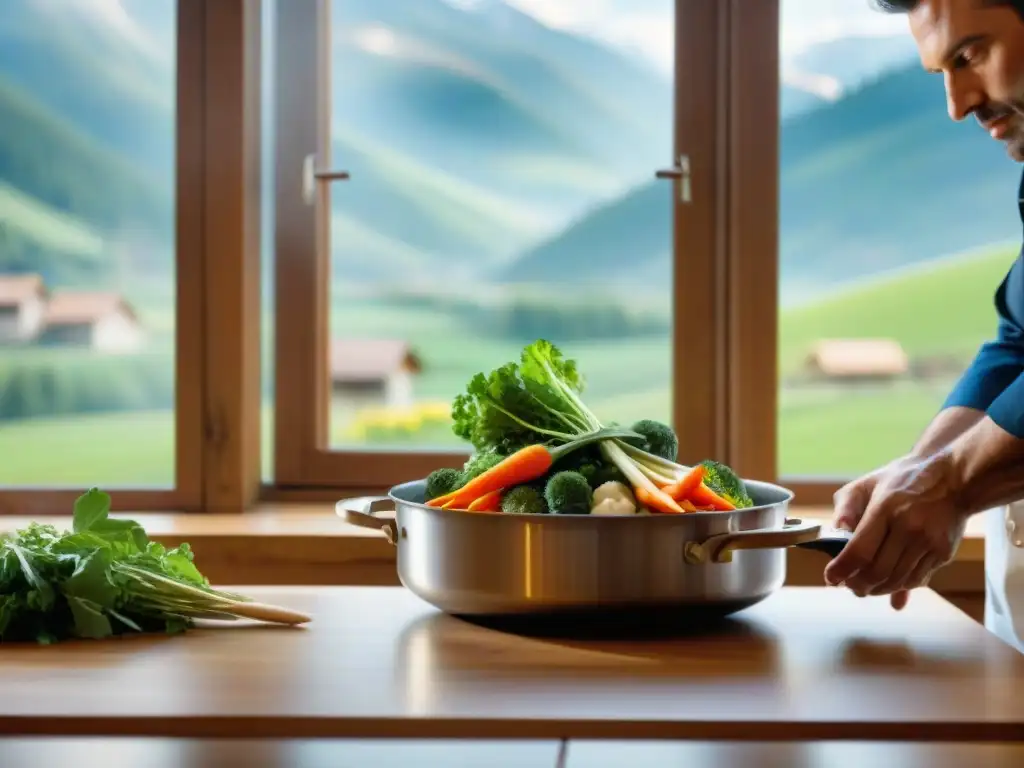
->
[0,75,170,247]
[777,244,1020,475]
[0,183,104,259]
[500,62,1023,294]
[779,65,1019,292]
[0,0,174,175]
[779,243,1018,375]
[497,178,670,284]
[329,127,549,280]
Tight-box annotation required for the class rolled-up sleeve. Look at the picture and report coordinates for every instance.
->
[943,259,1024,438]
[985,372,1024,438]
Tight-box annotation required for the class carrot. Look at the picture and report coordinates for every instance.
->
[466,489,504,512]
[428,444,552,509]
[662,464,705,501]
[635,486,694,514]
[689,482,736,511]
[427,428,637,510]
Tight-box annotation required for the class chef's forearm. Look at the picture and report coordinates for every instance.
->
[910,406,985,458]
[948,413,1024,516]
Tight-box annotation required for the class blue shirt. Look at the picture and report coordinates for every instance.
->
[942,169,1024,438]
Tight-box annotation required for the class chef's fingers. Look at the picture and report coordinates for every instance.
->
[824,509,887,587]
[846,524,907,595]
[869,539,928,596]
[889,589,911,611]
[832,476,873,531]
[903,554,940,590]
[887,558,937,610]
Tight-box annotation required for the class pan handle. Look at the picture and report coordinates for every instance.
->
[685,518,838,564]
[793,526,853,559]
[335,496,399,546]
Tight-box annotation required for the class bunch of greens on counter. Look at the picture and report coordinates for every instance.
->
[424,339,754,516]
[0,489,310,644]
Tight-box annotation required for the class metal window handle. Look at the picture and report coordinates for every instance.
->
[655,155,691,203]
[302,154,351,205]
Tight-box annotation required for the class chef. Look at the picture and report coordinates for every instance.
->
[824,0,1024,653]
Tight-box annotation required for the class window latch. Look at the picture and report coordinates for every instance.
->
[655,155,692,203]
[302,154,351,205]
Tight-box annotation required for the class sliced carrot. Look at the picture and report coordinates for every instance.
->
[662,464,704,501]
[688,482,736,511]
[635,486,693,514]
[466,489,504,512]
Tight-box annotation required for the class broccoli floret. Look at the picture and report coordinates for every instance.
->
[462,450,505,481]
[588,463,627,489]
[699,459,754,508]
[550,442,599,470]
[627,419,679,462]
[424,467,464,501]
[546,444,605,488]
[544,470,592,515]
[500,485,549,515]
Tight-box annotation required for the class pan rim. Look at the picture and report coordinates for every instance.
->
[387,477,795,520]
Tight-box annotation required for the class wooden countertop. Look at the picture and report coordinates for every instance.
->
[2,739,1024,767]
[0,586,1021,741]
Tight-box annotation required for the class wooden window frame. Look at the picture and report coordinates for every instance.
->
[0,0,263,515]
[723,0,880,507]
[271,0,731,493]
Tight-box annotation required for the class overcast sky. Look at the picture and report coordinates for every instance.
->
[503,0,912,76]
[72,0,918,86]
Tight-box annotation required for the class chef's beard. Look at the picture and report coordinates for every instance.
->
[978,99,1024,161]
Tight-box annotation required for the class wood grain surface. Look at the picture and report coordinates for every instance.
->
[0,586,1020,741]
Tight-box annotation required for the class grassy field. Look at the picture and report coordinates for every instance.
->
[779,244,1016,374]
[0,410,175,487]
[0,243,1016,488]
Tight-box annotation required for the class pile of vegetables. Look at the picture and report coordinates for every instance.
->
[0,489,311,644]
[423,340,754,516]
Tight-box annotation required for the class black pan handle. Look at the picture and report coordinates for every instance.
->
[795,526,854,559]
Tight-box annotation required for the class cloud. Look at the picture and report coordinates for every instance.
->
[781,0,911,56]
[501,0,912,76]
[54,0,171,67]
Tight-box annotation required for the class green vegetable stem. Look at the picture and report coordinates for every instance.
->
[0,488,310,645]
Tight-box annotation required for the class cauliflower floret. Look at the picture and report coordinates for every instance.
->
[589,480,637,516]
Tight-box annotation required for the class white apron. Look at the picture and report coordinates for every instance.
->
[984,501,1024,654]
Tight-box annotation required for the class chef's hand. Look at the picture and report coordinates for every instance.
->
[824,451,967,609]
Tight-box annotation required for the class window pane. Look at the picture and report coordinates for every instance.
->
[0,0,176,487]
[326,0,675,450]
[777,0,1021,477]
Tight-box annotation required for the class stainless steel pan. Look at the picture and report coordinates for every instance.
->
[338,478,851,619]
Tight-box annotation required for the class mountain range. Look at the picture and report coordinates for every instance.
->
[0,0,1020,305]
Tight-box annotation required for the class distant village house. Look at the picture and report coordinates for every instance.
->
[804,338,909,383]
[329,338,422,409]
[0,274,46,341]
[0,274,145,354]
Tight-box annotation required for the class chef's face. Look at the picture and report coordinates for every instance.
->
[909,0,1024,160]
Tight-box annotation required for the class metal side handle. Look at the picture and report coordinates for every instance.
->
[335,496,399,546]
